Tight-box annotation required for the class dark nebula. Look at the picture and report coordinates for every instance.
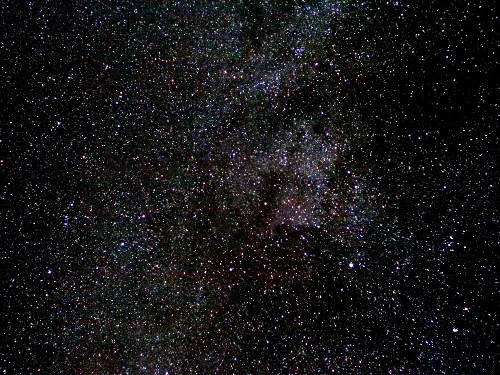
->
[1,1,497,374]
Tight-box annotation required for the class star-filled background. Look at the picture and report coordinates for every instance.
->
[1,1,498,373]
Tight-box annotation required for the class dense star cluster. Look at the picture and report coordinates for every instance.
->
[1,1,497,374]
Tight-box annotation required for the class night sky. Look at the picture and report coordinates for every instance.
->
[1,1,498,374]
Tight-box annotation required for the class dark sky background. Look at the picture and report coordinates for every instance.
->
[1,1,498,374]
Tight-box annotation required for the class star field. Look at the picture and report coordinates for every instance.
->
[1,1,498,374]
